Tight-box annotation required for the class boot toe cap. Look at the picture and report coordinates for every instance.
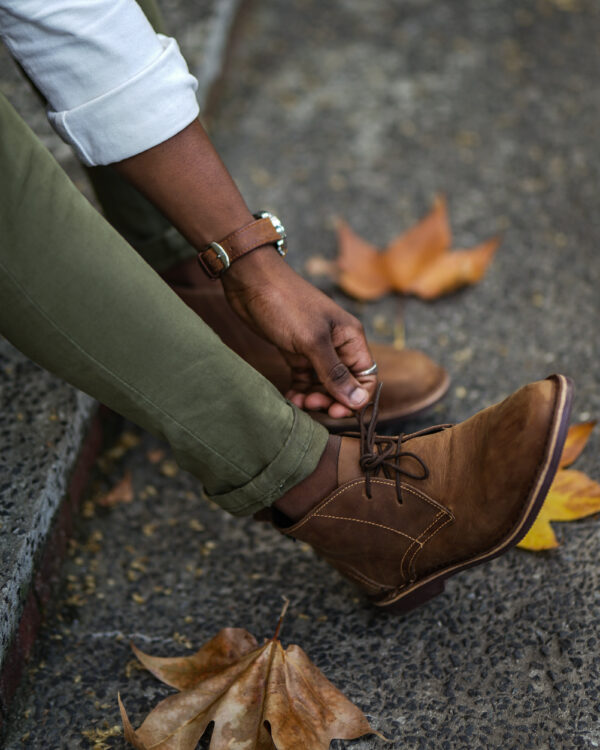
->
[414,375,572,579]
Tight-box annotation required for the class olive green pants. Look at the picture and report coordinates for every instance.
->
[0,67,328,517]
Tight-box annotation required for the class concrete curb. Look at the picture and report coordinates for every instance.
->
[0,402,103,733]
[0,343,97,691]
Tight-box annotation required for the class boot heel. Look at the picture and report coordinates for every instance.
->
[381,577,446,615]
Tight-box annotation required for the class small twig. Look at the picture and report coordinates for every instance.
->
[273,596,290,641]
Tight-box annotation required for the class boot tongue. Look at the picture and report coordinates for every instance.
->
[337,437,363,484]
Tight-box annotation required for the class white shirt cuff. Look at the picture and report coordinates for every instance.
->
[48,35,199,166]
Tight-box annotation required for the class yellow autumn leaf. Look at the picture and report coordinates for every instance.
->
[518,513,559,551]
[518,423,600,551]
[559,420,596,468]
[542,470,600,520]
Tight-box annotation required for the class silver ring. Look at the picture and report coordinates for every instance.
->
[356,362,378,377]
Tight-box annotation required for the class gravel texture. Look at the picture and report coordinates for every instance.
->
[3,0,600,748]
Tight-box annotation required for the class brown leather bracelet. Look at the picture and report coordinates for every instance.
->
[197,214,285,279]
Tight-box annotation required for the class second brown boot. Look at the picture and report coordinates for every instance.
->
[161,257,449,430]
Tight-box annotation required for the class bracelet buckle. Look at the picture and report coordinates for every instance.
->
[197,242,230,279]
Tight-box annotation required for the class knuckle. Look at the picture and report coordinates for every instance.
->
[348,317,365,337]
[337,316,364,342]
[327,362,350,384]
[308,328,330,350]
[339,310,359,326]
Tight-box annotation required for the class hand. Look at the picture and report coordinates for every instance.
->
[113,124,375,417]
[221,246,377,418]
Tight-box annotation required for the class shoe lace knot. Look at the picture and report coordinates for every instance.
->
[344,383,447,503]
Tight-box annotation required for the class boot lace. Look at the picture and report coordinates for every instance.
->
[342,383,450,503]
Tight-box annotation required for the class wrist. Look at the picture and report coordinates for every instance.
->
[197,210,287,280]
[222,244,286,287]
[190,206,254,249]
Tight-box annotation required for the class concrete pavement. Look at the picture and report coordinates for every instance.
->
[3,0,600,747]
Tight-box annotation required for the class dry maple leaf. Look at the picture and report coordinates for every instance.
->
[382,195,450,291]
[96,471,134,507]
[119,602,386,750]
[335,218,392,300]
[405,236,500,300]
[518,421,600,551]
[335,197,499,301]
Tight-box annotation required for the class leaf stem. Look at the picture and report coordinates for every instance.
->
[273,596,290,641]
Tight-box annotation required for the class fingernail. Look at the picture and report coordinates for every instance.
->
[350,387,368,407]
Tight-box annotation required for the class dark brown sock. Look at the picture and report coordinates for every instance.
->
[272,435,341,523]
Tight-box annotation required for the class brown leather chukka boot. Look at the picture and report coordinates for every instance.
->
[268,374,573,613]
[161,257,449,430]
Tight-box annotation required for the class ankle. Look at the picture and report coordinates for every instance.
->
[272,435,341,523]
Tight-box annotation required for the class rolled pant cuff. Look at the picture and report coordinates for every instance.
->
[208,406,329,517]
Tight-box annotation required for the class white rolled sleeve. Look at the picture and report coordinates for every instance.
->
[0,0,200,165]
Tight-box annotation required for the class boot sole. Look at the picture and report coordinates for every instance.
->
[310,370,451,433]
[376,373,574,614]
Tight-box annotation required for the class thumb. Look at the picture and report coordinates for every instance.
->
[311,347,370,410]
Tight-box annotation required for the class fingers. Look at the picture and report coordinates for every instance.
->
[285,389,354,418]
[324,401,354,418]
[282,314,376,415]
[302,391,353,419]
[284,355,313,410]
[303,391,332,410]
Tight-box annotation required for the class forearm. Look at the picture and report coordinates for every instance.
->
[115,116,373,414]
[113,119,256,250]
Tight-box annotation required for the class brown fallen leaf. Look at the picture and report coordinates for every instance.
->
[119,602,386,749]
[96,472,134,507]
[147,448,166,464]
[518,421,600,551]
[382,195,450,291]
[335,197,500,301]
[405,236,500,300]
[336,219,392,300]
